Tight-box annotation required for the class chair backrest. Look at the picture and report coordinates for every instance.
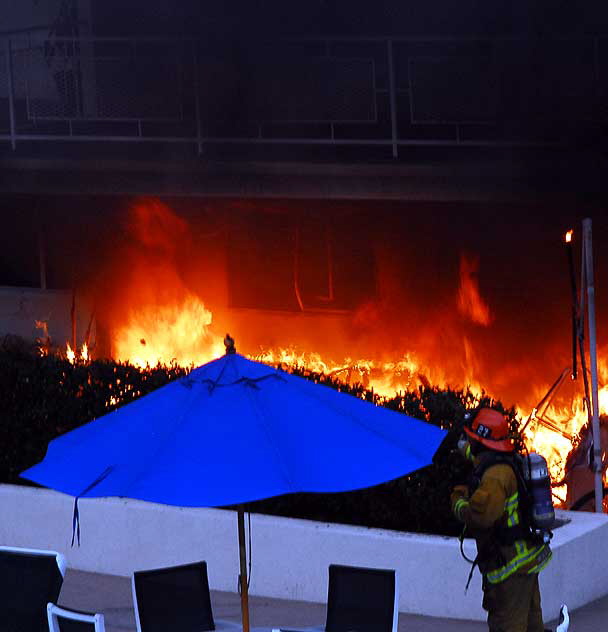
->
[47,603,105,632]
[132,560,215,632]
[0,546,66,632]
[325,564,398,632]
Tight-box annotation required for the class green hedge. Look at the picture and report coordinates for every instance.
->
[0,336,188,485]
[0,336,519,536]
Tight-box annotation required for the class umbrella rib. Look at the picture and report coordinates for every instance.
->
[198,373,286,392]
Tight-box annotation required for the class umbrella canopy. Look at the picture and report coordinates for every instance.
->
[22,353,445,505]
[22,352,447,632]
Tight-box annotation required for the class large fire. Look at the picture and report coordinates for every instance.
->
[51,199,608,510]
[113,294,224,367]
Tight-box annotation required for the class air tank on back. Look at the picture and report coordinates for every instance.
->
[523,452,555,530]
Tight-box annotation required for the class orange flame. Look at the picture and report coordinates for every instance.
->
[565,230,573,243]
[113,294,224,368]
[457,254,493,326]
[35,320,51,356]
[65,341,90,364]
[93,198,607,511]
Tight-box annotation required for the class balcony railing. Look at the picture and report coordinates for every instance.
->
[1,32,605,157]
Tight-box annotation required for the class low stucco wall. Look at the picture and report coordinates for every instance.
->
[0,286,93,347]
[1,483,607,621]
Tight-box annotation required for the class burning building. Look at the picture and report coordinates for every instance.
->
[1,194,606,510]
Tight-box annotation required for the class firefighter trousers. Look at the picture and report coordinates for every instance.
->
[482,572,544,632]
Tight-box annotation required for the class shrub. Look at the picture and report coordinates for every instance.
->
[0,336,187,485]
[0,339,519,536]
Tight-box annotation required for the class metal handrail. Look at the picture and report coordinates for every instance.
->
[1,31,604,155]
[0,21,90,38]
[0,25,60,37]
[1,26,606,44]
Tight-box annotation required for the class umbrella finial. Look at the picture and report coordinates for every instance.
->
[224,333,236,355]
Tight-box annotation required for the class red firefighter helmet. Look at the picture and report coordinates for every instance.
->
[464,407,514,452]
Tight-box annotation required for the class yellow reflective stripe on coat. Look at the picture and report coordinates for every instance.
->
[504,491,525,556]
[505,492,518,515]
[465,443,473,462]
[526,547,552,574]
[486,543,552,584]
[454,498,469,521]
[485,489,552,584]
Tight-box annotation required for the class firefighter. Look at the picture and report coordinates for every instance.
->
[451,407,552,632]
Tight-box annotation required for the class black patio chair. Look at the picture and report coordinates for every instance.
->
[324,564,398,632]
[132,560,239,632]
[0,545,66,632]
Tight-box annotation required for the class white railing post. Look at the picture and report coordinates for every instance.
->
[387,39,398,159]
[192,40,203,155]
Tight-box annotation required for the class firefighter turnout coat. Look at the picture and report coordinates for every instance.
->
[451,459,552,584]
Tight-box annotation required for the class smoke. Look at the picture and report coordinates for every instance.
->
[127,197,190,255]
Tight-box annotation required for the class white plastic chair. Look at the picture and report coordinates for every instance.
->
[47,603,106,632]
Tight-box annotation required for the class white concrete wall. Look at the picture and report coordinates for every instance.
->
[1,483,607,622]
[0,286,94,349]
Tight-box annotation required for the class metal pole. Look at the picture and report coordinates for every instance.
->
[387,39,398,159]
[582,218,604,513]
[36,211,47,290]
[237,508,250,632]
[71,286,77,353]
[565,230,577,379]
[6,38,17,150]
[578,240,592,420]
[293,223,304,311]
[326,221,334,301]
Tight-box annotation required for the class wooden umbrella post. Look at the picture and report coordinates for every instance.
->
[237,507,250,632]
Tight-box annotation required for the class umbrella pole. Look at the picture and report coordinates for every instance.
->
[237,507,250,632]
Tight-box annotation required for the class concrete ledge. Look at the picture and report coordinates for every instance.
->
[1,483,607,621]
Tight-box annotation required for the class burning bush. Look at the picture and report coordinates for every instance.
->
[1,336,519,536]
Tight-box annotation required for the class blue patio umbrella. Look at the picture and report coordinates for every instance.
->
[22,349,446,631]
